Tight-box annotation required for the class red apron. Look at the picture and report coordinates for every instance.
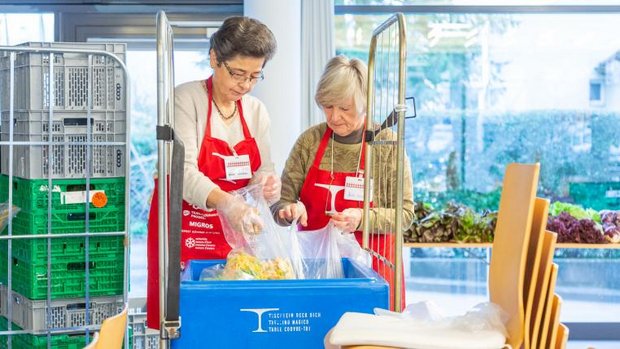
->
[146,77,261,329]
[298,127,405,310]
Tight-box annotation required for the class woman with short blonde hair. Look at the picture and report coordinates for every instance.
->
[272,55,414,310]
[315,56,368,115]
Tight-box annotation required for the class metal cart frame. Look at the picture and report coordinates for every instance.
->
[0,43,131,348]
[362,13,408,312]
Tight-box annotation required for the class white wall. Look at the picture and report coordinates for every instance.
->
[245,0,302,174]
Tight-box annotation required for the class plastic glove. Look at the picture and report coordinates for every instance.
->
[278,201,308,227]
[262,173,281,204]
[330,208,362,232]
[217,195,264,234]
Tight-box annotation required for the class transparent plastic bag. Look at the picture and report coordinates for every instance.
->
[217,185,369,280]
[295,222,344,279]
[373,301,509,336]
[0,203,20,232]
[337,231,372,268]
[219,185,304,280]
[330,302,510,349]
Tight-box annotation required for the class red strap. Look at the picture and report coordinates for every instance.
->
[312,125,368,173]
[311,127,333,169]
[204,77,251,140]
[205,78,214,137]
[237,100,252,139]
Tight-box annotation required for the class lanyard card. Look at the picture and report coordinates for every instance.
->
[224,154,252,180]
[344,176,372,202]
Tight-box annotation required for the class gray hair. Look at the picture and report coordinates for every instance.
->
[315,55,367,114]
[210,16,277,64]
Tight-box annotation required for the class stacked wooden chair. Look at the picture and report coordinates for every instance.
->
[84,304,128,349]
[523,198,569,349]
[326,163,570,349]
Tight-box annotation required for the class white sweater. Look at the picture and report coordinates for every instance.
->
[174,80,274,209]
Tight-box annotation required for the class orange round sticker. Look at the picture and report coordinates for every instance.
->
[92,192,108,208]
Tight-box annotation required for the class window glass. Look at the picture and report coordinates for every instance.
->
[0,13,54,45]
[336,0,620,5]
[128,49,212,297]
[337,11,620,322]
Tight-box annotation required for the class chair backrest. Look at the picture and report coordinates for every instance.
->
[555,323,569,349]
[538,263,559,349]
[523,197,549,349]
[93,304,128,349]
[489,163,540,349]
[529,231,558,349]
[545,294,563,349]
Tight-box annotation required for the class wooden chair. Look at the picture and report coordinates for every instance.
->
[488,163,540,349]
[529,232,558,349]
[537,263,559,349]
[84,304,128,349]
[523,198,549,349]
[331,163,541,349]
[545,294,563,349]
[554,323,569,349]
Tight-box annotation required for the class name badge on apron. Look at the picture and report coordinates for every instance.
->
[224,154,252,180]
[344,176,372,202]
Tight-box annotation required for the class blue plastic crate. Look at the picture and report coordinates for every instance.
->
[172,258,388,349]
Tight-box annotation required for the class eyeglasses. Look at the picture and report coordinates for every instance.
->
[222,61,264,84]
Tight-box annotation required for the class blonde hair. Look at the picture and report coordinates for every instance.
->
[315,56,367,114]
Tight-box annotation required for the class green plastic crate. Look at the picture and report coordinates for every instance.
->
[569,181,620,210]
[0,176,125,235]
[7,206,124,235]
[0,246,124,300]
[0,175,125,212]
[0,317,92,349]
[1,235,124,264]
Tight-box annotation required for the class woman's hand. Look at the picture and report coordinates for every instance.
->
[262,173,281,204]
[251,172,281,205]
[330,208,362,232]
[216,195,263,234]
[278,201,308,227]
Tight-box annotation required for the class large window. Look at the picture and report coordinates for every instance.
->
[126,49,212,297]
[0,13,53,45]
[336,5,620,327]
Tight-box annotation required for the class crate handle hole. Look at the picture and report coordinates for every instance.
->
[63,118,92,127]
[67,212,96,221]
[66,184,95,192]
[66,303,87,310]
[67,261,96,271]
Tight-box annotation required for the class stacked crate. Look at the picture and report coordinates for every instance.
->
[127,301,159,349]
[0,42,127,349]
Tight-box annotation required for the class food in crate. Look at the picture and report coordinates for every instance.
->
[199,251,294,281]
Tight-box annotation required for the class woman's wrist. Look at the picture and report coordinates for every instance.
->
[356,208,365,230]
[206,188,230,209]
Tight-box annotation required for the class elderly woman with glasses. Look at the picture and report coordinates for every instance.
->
[271,55,414,310]
[147,16,279,329]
